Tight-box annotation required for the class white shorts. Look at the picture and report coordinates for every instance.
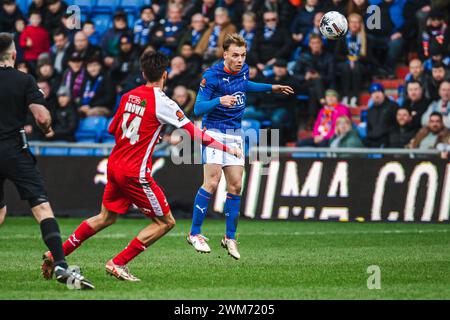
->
[202,130,245,167]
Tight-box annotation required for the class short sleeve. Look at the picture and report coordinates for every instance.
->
[25,74,47,107]
[155,89,191,128]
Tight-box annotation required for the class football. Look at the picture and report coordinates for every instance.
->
[319,11,348,40]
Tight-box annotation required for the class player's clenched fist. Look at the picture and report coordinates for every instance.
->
[220,95,238,107]
[228,147,243,159]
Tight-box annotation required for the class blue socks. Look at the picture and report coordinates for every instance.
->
[190,187,212,235]
[224,193,241,240]
[191,189,241,240]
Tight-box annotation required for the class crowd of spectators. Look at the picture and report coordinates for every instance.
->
[1,0,449,153]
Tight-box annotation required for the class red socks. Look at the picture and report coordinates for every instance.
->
[62,221,147,266]
[62,220,97,256]
[112,237,147,266]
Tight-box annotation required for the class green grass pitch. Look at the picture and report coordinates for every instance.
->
[0,217,449,299]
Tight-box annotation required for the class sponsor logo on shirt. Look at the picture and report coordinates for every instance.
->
[176,110,186,122]
[128,95,142,105]
[200,78,206,91]
[231,91,246,107]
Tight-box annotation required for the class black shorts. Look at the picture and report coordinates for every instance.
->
[0,139,47,208]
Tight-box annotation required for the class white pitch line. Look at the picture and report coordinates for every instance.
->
[0,229,449,240]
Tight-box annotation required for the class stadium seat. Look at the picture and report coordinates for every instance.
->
[41,147,70,156]
[91,13,113,35]
[126,12,137,26]
[100,118,115,142]
[68,0,95,13]
[69,147,95,156]
[17,0,29,14]
[292,152,320,158]
[357,122,367,140]
[75,116,108,142]
[119,0,144,16]
[93,0,120,14]
[94,147,111,156]
[120,0,145,9]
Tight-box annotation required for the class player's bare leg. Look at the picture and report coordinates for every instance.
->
[33,202,94,289]
[42,205,117,280]
[85,205,118,232]
[188,164,222,253]
[0,205,6,226]
[106,212,176,281]
[221,165,244,260]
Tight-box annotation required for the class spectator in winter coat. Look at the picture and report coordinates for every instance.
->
[110,34,139,89]
[401,80,430,130]
[51,29,71,75]
[329,115,365,152]
[298,89,351,147]
[365,83,398,147]
[177,13,208,54]
[421,81,450,128]
[291,0,321,45]
[102,11,131,68]
[60,51,86,106]
[19,10,50,69]
[424,61,449,101]
[43,0,67,32]
[366,0,414,78]
[294,34,335,118]
[46,86,79,142]
[195,7,236,63]
[408,112,450,149]
[0,0,25,33]
[252,10,291,71]
[387,107,418,148]
[79,55,115,117]
[421,9,449,60]
[133,6,158,49]
[335,13,371,107]
[151,3,185,57]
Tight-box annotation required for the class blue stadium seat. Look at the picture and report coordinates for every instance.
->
[91,13,113,35]
[94,148,111,156]
[127,12,137,26]
[100,117,115,142]
[75,116,108,142]
[357,122,367,140]
[93,0,120,14]
[17,0,29,14]
[68,0,95,13]
[120,0,145,9]
[69,147,95,156]
[292,153,320,158]
[41,147,69,156]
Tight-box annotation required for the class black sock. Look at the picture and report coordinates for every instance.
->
[40,218,68,269]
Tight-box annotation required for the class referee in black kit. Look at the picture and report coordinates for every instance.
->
[0,33,94,290]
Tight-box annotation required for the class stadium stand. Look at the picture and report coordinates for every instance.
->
[0,0,448,155]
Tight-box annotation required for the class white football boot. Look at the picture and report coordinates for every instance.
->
[221,236,240,260]
[105,260,141,282]
[187,233,211,253]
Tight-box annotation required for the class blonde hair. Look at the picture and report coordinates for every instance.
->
[223,33,247,51]
[347,13,367,57]
[335,116,352,135]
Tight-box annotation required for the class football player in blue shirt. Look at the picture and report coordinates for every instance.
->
[187,33,294,259]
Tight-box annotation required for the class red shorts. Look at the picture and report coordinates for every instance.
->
[102,168,170,218]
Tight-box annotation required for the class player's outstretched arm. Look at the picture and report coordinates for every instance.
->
[181,122,242,158]
[247,81,295,95]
